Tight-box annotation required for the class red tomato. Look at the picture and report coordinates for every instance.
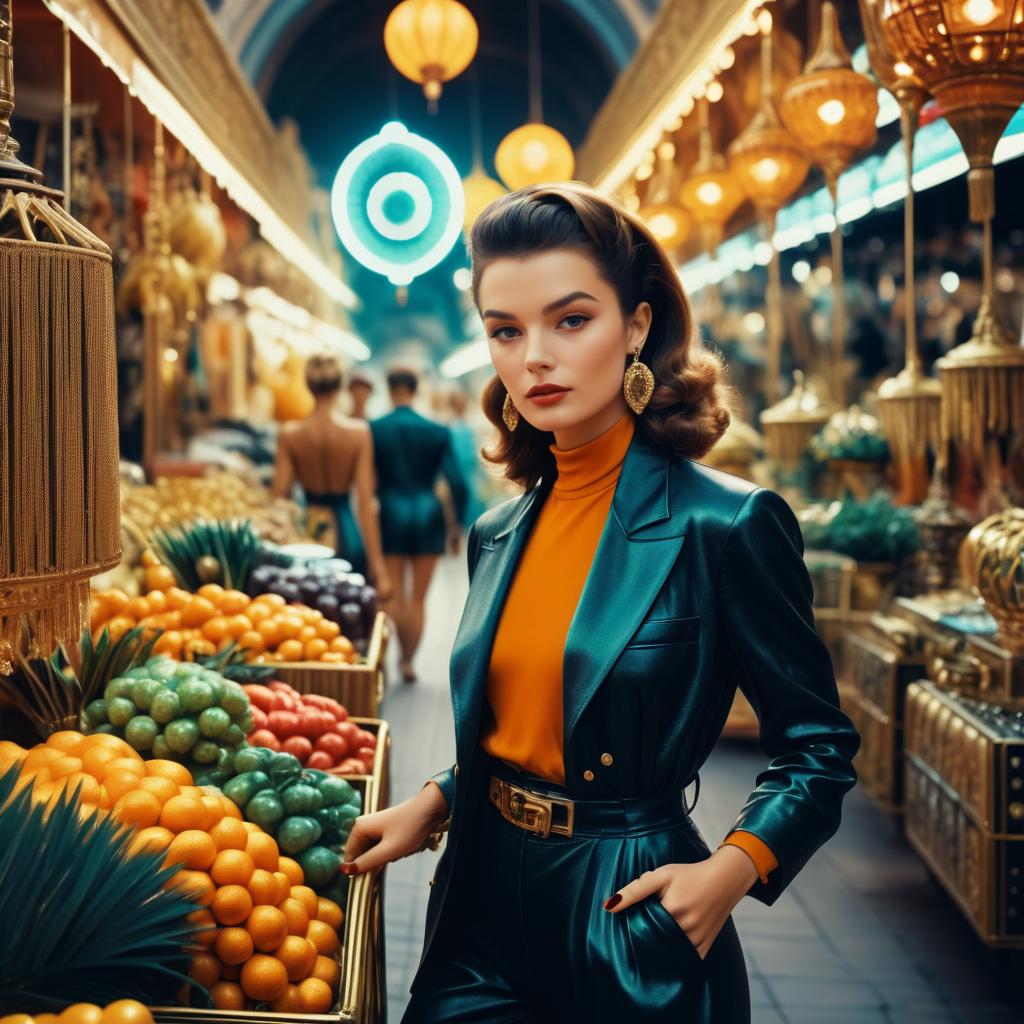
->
[243,685,275,714]
[338,758,365,774]
[356,746,376,765]
[267,710,302,738]
[282,736,313,764]
[315,733,348,761]
[334,704,349,722]
[306,750,334,771]
[354,730,376,749]
[249,729,282,752]
[250,706,269,731]
[269,681,298,695]
[335,721,360,744]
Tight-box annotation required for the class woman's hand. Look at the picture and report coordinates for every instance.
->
[341,781,448,880]
[372,566,394,603]
[603,846,759,959]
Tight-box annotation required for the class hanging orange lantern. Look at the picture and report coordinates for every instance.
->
[384,0,478,110]
[638,141,692,253]
[495,123,575,190]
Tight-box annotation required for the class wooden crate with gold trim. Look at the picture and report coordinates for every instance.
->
[275,613,389,718]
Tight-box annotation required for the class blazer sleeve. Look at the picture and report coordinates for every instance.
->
[424,518,484,814]
[717,487,860,905]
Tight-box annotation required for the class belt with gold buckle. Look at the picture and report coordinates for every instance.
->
[488,776,575,838]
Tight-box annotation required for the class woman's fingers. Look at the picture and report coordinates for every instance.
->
[602,868,666,913]
[342,815,380,865]
[342,838,397,877]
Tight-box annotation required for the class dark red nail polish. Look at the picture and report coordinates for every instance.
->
[604,894,622,911]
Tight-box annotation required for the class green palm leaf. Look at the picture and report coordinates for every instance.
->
[0,767,202,1013]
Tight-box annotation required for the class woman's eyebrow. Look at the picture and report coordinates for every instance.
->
[482,291,598,321]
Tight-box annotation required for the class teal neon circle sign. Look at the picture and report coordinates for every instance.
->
[331,122,465,286]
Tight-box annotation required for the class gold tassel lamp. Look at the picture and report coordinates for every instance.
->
[0,0,121,672]
[760,369,836,467]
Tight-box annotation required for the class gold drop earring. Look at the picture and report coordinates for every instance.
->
[623,349,655,415]
[502,392,520,431]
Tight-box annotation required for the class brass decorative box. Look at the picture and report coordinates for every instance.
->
[904,680,1024,947]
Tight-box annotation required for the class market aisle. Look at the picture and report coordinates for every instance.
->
[378,555,1022,1023]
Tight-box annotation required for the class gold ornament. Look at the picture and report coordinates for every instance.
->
[502,393,520,432]
[760,370,836,467]
[960,508,1024,654]
[623,350,655,415]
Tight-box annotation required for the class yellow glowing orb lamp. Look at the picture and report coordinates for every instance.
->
[495,123,575,190]
[384,0,478,111]
[638,140,692,253]
[461,169,506,231]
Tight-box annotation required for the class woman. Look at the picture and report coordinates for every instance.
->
[272,355,391,600]
[343,185,860,1022]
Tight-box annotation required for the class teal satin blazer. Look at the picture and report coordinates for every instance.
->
[420,426,860,971]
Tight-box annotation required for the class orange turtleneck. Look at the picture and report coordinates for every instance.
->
[478,410,777,883]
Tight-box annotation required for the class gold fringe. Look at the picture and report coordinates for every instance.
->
[0,238,122,672]
[940,363,1024,459]
[762,421,821,465]
[876,394,942,463]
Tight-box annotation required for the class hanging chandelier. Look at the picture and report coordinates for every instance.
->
[638,140,692,253]
[384,0,478,112]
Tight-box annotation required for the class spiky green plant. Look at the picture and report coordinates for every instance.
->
[151,519,260,591]
[0,766,201,1012]
[192,641,275,683]
[4,626,161,741]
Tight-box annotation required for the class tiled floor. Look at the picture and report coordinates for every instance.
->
[376,553,1024,1023]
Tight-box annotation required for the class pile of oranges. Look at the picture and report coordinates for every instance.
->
[1,733,343,1013]
[0,998,156,1024]
[90,556,357,666]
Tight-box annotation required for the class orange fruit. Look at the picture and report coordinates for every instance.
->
[274,934,318,982]
[254,592,286,608]
[215,925,255,965]
[35,1014,59,1024]
[112,790,162,829]
[189,951,222,988]
[227,614,254,638]
[179,785,204,800]
[247,602,272,623]
[165,586,191,610]
[236,630,265,653]
[291,884,318,917]
[137,776,179,805]
[272,871,293,905]
[55,772,102,805]
[183,638,217,658]
[320,652,347,664]
[246,904,289,952]
[219,960,241,980]
[170,869,216,907]
[102,771,143,806]
[277,639,304,662]
[187,907,218,947]
[248,868,279,907]
[245,831,279,872]
[47,730,86,754]
[315,618,341,641]
[219,794,244,820]
[276,614,304,641]
[212,884,253,925]
[316,897,343,930]
[311,953,341,990]
[106,755,146,779]
[211,848,255,887]
[152,630,183,657]
[277,856,304,886]
[298,625,317,644]
[202,616,232,644]
[80,745,121,780]
[306,918,340,956]
[146,564,178,592]
[125,596,151,621]
[78,732,135,755]
[160,794,207,833]
[241,953,289,1002]
[297,607,323,625]
[103,616,135,642]
[270,984,303,1013]
[330,636,355,656]
[304,638,329,660]
[127,825,174,856]
[146,590,168,614]
[141,550,160,568]
[197,582,225,601]
[99,1000,152,1024]
[278,897,310,937]
[49,755,84,780]
[210,816,249,852]
[167,830,218,870]
[201,794,225,829]
[22,746,65,774]
[57,1005,102,1024]
[209,981,246,1011]
[180,596,217,628]
[257,618,282,647]
[216,589,249,615]
[241,821,262,834]
[298,977,334,1013]
[145,759,193,786]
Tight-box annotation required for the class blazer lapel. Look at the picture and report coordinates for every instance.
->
[562,431,687,747]
[449,477,552,763]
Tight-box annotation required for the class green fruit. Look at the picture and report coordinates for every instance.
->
[208,769,230,787]
[161,677,181,693]
[337,802,361,834]
[313,807,343,844]
[174,661,201,678]
[84,699,108,726]
[319,877,349,905]
[199,707,230,739]
[246,790,286,831]
[147,658,178,681]
[178,680,215,713]
[298,845,341,889]
[130,677,163,711]
[152,734,172,759]
[232,746,265,775]
[238,711,255,734]
[104,678,133,702]
[192,770,214,787]
[276,815,322,854]
[125,666,150,680]
[219,684,248,718]
[165,718,201,754]
[192,739,220,764]
[125,715,158,751]
[106,697,135,727]
[91,722,117,735]
[316,776,354,808]
[282,784,323,816]
[216,746,235,772]
[151,691,182,725]
[268,752,301,785]
[223,770,271,807]
[224,724,246,748]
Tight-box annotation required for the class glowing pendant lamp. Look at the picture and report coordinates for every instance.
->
[638,140,692,253]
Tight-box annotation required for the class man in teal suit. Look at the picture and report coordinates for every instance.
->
[371,367,468,682]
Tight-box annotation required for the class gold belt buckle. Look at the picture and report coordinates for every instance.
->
[489,777,574,838]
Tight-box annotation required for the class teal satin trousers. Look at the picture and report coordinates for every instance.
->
[403,761,750,1023]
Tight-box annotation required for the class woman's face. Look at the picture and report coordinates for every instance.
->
[477,248,651,447]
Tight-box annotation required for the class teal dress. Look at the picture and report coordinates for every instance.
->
[370,407,469,556]
[302,491,367,576]
[403,426,860,1022]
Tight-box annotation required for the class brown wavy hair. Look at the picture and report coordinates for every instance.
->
[470,183,732,490]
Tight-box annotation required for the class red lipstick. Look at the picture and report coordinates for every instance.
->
[525,383,571,406]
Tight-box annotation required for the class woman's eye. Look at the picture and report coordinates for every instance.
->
[488,325,520,341]
[559,313,591,329]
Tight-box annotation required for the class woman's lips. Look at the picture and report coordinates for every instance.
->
[527,387,570,406]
